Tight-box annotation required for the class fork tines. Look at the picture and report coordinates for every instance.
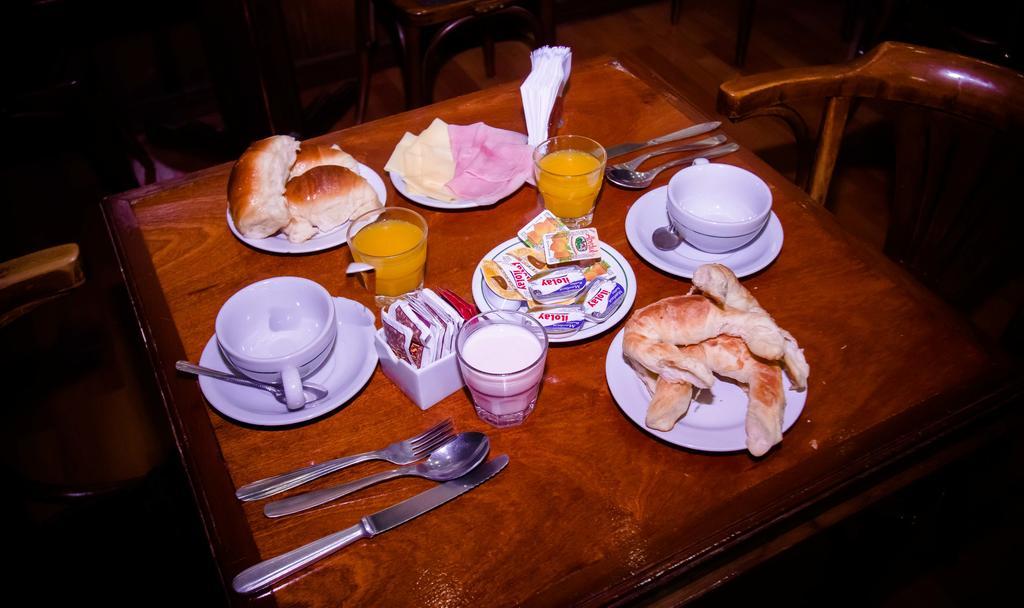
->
[408,418,456,456]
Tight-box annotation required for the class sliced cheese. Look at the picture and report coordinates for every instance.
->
[384,118,456,201]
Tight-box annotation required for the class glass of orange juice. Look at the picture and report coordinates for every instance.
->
[533,135,607,228]
[347,207,428,306]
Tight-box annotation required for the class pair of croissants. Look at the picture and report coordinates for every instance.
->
[623,264,809,457]
[227,135,381,243]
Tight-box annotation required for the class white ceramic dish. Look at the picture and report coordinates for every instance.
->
[226,162,387,254]
[625,186,783,279]
[389,171,526,210]
[198,297,378,426]
[605,330,807,452]
[470,237,637,344]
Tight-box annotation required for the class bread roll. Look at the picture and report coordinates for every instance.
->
[282,165,381,243]
[289,143,358,179]
[227,135,299,238]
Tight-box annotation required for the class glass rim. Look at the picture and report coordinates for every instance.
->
[346,206,428,259]
[455,310,549,377]
[533,135,607,177]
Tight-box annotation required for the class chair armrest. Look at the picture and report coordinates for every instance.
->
[0,243,84,327]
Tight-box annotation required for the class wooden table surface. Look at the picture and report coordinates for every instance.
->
[103,57,1019,607]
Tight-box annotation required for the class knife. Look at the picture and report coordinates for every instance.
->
[604,121,721,159]
[232,455,510,595]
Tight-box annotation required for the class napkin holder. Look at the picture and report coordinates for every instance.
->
[374,330,464,410]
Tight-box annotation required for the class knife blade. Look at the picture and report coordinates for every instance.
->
[233,455,510,595]
[604,121,721,159]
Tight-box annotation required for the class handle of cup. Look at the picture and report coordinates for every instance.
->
[280,366,305,411]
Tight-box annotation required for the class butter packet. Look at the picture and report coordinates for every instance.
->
[580,278,626,321]
[518,210,568,249]
[542,228,601,265]
[527,267,588,304]
[480,260,527,301]
[529,306,586,336]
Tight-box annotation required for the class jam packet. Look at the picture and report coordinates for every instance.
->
[518,210,568,248]
[542,228,600,265]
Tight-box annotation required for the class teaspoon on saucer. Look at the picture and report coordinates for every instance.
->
[176,361,329,406]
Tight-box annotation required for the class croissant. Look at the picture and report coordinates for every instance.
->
[622,295,785,388]
[692,264,809,389]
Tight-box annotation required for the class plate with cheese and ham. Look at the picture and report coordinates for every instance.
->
[385,118,534,209]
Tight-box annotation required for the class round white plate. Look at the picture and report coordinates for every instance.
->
[197,298,378,426]
[624,186,783,279]
[605,330,806,452]
[470,237,637,344]
[227,162,387,254]
[389,171,525,210]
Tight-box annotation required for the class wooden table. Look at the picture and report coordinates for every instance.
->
[102,56,1020,607]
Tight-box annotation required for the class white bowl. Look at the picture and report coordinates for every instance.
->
[215,277,337,408]
[666,159,772,253]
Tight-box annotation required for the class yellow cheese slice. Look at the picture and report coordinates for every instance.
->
[384,118,456,202]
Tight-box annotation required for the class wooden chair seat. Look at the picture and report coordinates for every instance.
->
[717,41,1024,340]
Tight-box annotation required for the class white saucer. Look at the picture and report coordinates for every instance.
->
[470,237,637,344]
[389,171,525,210]
[605,330,806,452]
[227,162,387,254]
[624,186,783,279]
[197,298,378,426]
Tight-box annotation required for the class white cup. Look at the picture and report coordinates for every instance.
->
[666,159,772,253]
[215,277,337,410]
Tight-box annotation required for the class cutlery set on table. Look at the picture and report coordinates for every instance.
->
[231,419,507,594]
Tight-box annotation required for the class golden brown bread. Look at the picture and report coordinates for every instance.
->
[282,165,381,243]
[227,135,299,238]
[622,294,785,388]
[289,143,358,179]
[691,263,809,389]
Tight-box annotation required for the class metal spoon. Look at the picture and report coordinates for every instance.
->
[175,361,329,405]
[608,134,728,172]
[605,142,740,189]
[652,220,684,251]
[263,431,490,518]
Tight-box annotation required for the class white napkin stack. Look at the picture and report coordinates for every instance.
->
[520,46,573,147]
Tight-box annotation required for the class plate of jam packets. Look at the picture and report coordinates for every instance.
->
[470,211,637,343]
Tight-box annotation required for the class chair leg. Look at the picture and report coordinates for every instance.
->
[483,24,496,78]
[671,0,682,25]
[735,0,755,67]
[401,24,425,108]
[355,0,374,124]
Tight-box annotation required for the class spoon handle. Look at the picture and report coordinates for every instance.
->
[648,142,741,179]
[176,360,271,391]
[233,521,369,594]
[618,134,727,170]
[264,467,408,518]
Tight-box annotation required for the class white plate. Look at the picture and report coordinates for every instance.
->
[197,297,378,426]
[470,237,637,344]
[624,186,783,279]
[226,162,387,254]
[605,330,806,452]
[389,171,526,210]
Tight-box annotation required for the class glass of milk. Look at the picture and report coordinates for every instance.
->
[456,311,548,427]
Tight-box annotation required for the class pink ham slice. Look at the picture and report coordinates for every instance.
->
[446,123,533,203]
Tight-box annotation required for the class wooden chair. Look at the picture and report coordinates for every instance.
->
[717,41,1024,337]
[356,0,555,119]
[671,0,756,67]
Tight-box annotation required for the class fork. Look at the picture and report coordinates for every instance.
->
[234,419,455,501]
[608,134,728,172]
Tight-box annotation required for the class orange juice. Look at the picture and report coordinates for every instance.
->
[534,138,605,228]
[351,218,427,297]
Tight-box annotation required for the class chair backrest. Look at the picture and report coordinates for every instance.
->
[717,42,1024,335]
